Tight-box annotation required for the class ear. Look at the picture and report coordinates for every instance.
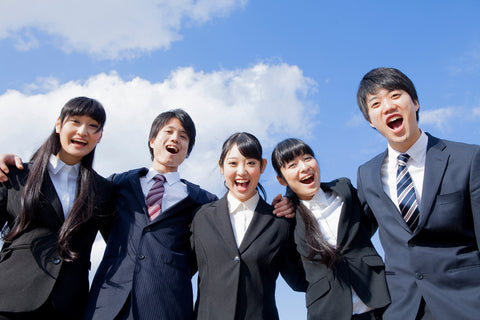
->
[218,159,224,175]
[260,158,267,174]
[414,100,420,112]
[149,139,154,149]
[276,175,288,187]
[55,118,61,133]
[96,131,103,144]
[368,118,375,128]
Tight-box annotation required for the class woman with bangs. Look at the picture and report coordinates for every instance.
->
[190,132,307,320]
[271,138,390,320]
[0,97,114,320]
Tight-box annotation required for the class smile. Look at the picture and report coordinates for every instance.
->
[387,115,403,130]
[300,175,314,184]
[71,138,87,146]
[166,145,179,154]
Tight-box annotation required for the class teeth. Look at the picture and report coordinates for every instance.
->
[300,175,312,182]
[388,116,401,123]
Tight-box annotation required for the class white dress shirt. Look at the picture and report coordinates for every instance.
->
[381,130,428,211]
[141,168,188,213]
[227,192,259,247]
[47,155,80,217]
[301,188,372,315]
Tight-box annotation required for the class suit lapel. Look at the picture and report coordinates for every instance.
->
[125,169,150,224]
[238,198,273,254]
[42,173,65,224]
[418,135,448,231]
[210,196,239,254]
[324,180,353,247]
[371,151,412,233]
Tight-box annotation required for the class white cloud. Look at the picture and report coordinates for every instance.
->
[0,0,247,59]
[1,62,317,197]
[419,107,455,129]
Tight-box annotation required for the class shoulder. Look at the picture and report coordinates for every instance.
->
[183,179,218,204]
[109,167,147,185]
[1,163,31,190]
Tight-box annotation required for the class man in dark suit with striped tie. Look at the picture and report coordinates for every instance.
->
[355,67,480,320]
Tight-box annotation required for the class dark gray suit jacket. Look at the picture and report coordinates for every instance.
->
[191,195,307,320]
[84,167,217,320]
[295,178,390,320]
[357,133,480,320]
[0,163,113,317]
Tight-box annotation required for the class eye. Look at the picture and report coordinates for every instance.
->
[228,161,237,167]
[287,162,296,169]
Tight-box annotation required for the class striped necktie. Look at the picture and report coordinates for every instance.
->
[146,174,166,220]
[396,153,419,231]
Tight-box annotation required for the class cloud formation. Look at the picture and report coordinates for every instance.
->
[1,62,317,196]
[0,0,247,59]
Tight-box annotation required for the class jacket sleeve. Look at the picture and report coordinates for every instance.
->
[279,220,308,292]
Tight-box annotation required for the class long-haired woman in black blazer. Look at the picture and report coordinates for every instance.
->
[0,97,113,320]
[271,138,390,320]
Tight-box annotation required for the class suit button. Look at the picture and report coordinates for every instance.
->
[233,256,240,263]
[408,240,416,247]
[415,272,423,280]
[51,258,61,265]
[145,227,151,232]
[138,255,146,260]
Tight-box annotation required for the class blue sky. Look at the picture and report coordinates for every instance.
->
[1,1,479,318]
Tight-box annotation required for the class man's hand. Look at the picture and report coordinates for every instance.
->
[0,154,24,182]
[272,194,295,219]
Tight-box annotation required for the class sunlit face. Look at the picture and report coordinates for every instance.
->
[149,118,189,173]
[220,144,266,202]
[55,115,102,165]
[277,153,320,201]
[366,88,421,153]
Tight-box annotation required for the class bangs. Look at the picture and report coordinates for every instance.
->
[60,97,106,128]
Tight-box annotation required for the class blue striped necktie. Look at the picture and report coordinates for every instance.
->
[396,154,419,231]
[146,174,166,220]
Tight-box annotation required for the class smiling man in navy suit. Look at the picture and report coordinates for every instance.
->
[356,67,480,320]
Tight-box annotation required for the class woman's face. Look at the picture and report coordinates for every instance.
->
[55,115,102,165]
[220,144,266,202]
[278,153,320,200]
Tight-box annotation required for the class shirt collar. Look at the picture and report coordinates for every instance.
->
[388,130,428,165]
[147,168,181,185]
[227,192,260,214]
[48,154,80,176]
[301,187,330,210]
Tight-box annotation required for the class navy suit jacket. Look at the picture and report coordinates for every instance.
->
[295,178,390,320]
[191,195,307,320]
[84,168,217,320]
[357,133,480,320]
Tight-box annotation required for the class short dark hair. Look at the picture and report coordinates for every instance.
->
[148,109,196,160]
[356,67,419,122]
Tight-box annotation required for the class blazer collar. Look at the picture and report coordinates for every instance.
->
[417,133,448,231]
[213,195,276,254]
[320,179,353,246]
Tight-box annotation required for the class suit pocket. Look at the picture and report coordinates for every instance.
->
[306,276,331,307]
[435,191,464,204]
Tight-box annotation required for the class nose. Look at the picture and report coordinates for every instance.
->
[381,97,397,113]
[77,123,88,136]
[237,163,247,175]
[298,160,309,172]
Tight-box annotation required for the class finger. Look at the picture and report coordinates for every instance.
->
[14,156,24,169]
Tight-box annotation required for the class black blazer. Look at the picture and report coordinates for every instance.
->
[295,178,390,320]
[0,163,113,318]
[191,195,307,320]
[84,168,218,320]
[357,134,480,320]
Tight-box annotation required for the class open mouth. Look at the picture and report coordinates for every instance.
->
[387,116,403,130]
[166,145,179,154]
[71,138,87,146]
[300,175,314,184]
[235,179,249,191]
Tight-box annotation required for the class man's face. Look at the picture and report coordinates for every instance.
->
[366,88,421,153]
[149,118,190,173]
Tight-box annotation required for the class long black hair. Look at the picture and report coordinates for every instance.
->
[219,132,267,200]
[271,138,339,268]
[4,97,106,261]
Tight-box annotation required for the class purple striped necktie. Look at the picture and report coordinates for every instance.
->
[146,174,166,220]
